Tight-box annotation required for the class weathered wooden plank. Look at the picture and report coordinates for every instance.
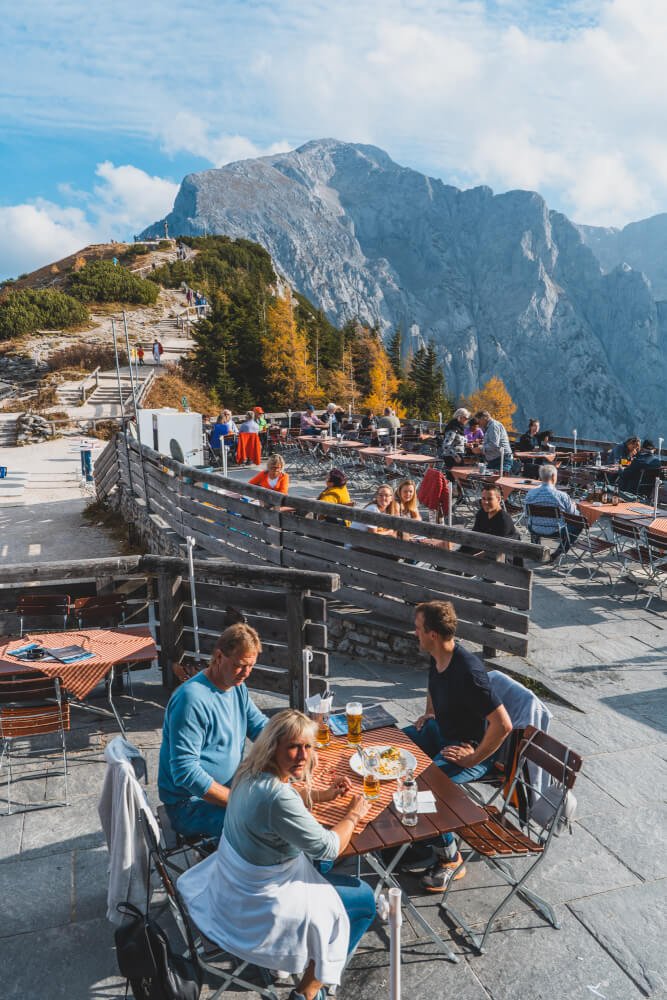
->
[181,604,326,648]
[281,526,530,610]
[279,510,533,589]
[156,568,183,687]
[179,509,282,564]
[139,555,340,593]
[280,539,529,634]
[287,591,307,709]
[177,477,282,528]
[184,627,328,674]
[176,492,281,547]
[0,556,143,586]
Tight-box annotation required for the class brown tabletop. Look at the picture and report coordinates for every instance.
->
[577,499,654,526]
[359,448,436,468]
[310,727,486,856]
[513,451,563,461]
[495,475,543,499]
[0,626,157,699]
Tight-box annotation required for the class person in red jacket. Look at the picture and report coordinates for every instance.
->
[248,454,289,494]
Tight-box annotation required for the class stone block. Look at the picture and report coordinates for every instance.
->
[580,803,667,882]
[0,852,72,934]
[0,813,23,864]
[21,794,106,859]
[73,846,112,923]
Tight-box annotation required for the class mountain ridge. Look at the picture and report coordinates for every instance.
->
[143,139,667,436]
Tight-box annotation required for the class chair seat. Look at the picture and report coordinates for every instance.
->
[459,805,544,857]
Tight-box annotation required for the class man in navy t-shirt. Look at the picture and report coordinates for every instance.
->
[403,600,512,891]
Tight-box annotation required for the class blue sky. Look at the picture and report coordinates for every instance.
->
[2,0,665,279]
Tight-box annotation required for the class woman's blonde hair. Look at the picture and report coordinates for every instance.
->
[395,478,418,516]
[232,709,318,802]
[266,454,285,472]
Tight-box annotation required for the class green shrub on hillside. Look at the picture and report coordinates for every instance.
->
[0,288,89,340]
[66,260,159,305]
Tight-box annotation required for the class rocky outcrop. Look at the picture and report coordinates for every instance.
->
[578,214,667,301]
[16,412,55,445]
[143,139,667,437]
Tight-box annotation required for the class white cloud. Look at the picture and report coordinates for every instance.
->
[0,164,179,280]
[157,112,291,166]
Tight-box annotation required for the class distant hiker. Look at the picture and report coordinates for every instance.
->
[137,346,145,367]
[152,340,163,366]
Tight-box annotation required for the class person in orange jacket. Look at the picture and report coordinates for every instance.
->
[248,454,289,494]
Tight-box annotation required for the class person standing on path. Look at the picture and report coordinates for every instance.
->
[152,340,163,366]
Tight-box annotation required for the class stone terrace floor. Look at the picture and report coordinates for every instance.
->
[0,565,665,1000]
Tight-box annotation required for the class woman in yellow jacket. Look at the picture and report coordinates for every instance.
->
[248,454,289,494]
[317,468,351,505]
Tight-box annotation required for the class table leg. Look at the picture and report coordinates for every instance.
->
[106,666,127,737]
[364,850,459,963]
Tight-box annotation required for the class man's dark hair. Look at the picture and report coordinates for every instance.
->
[475,410,491,421]
[214,623,261,656]
[627,436,641,448]
[642,439,656,451]
[416,601,457,639]
[482,483,503,498]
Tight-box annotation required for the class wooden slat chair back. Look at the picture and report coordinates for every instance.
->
[74,595,127,629]
[16,592,70,637]
[440,725,582,954]
[0,675,70,813]
[138,812,279,1000]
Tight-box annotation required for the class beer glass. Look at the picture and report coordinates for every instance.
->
[346,702,363,747]
[362,748,380,800]
[315,712,330,748]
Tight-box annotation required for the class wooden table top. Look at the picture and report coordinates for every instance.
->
[0,626,156,700]
[513,451,561,460]
[359,448,436,467]
[310,727,486,856]
[577,499,654,526]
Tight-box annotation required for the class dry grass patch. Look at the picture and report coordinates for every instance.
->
[144,366,218,414]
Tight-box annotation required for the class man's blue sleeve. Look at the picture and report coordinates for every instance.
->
[167,694,215,799]
[245,690,269,740]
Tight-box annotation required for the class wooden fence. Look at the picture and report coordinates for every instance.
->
[96,436,546,659]
[0,554,338,706]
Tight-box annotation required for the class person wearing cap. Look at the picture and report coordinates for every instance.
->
[300,405,327,436]
[253,407,268,432]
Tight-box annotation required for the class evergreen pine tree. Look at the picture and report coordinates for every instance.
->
[387,325,404,378]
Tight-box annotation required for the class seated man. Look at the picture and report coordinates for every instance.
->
[320,402,340,434]
[404,601,512,890]
[475,410,516,473]
[376,406,401,432]
[460,483,522,565]
[618,439,661,496]
[524,463,582,562]
[238,411,260,434]
[158,624,268,838]
[300,404,327,436]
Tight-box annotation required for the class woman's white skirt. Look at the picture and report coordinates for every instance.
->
[177,837,350,985]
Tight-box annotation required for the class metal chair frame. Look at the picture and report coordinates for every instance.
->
[439,725,582,954]
[17,593,70,637]
[645,530,667,609]
[560,512,615,584]
[0,675,70,814]
[139,812,279,1000]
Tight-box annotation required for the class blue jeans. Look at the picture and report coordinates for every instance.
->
[164,797,226,838]
[530,520,583,554]
[487,456,520,475]
[403,720,499,848]
[324,872,376,954]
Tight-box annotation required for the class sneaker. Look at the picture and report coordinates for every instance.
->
[420,852,467,892]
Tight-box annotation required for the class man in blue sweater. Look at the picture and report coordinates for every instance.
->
[158,623,269,838]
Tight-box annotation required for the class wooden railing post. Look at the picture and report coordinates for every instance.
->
[286,589,307,709]
[156,568,183,688]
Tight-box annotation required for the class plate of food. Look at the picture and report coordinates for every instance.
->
[348,745,417,780]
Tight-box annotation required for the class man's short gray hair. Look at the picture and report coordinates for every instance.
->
[539,464,558,482]
[475,410,491,421]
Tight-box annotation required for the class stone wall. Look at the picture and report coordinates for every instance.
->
[327,605,427,667]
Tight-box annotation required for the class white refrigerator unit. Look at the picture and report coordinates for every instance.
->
[137,409,204,466]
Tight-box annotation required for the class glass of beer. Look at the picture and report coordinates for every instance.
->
[346,702,363,747]
[362,747,380,800]
[315,712,330,748]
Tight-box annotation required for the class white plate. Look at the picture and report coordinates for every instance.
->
[348,745,417,781]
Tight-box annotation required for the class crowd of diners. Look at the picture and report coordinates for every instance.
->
[160,600,513,1000]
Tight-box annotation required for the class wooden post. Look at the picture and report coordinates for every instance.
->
[156,568,183,688]
[286,589,307,709]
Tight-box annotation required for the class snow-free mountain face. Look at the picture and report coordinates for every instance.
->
[144,139,667,437]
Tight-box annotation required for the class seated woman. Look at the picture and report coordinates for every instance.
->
[395,477,422,541]
[350,483,397,534]
[317,467,351,506]
[464,417,484,450]
[518,418,541,452]
[248,454,289,494]
[177,710,375,1000]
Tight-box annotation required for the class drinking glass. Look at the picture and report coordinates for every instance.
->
[362,748,380,800]
[315,712,330,748]
[346,702,363,747]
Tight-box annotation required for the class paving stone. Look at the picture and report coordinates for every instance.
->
[582,749,667,808]
[46,758,108,800]
[547,716,600,757]
[562,707,666,752]
[21,793,105,859]
[343,938,492,999]
[0,813,23,863]
[72,846,111,923]
[527,642,604,674]
[571,772,625,818]
[460,903,645,1000]
[579,635,658,665]
[580,804,667,882]
[0,916,123,1000]
[0,852,72,935]
[569,881,667,997]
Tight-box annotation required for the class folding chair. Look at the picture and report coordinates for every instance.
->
[74,595,127,629]
[139,812,280,1000]
[645,530,667,609]
[560,511,615,583]
[610,518,651,598]
[0,675,70,814]
[440,725,582,954]
[16,593,70,637]
[525,503,566,560]
[155,802,216,876]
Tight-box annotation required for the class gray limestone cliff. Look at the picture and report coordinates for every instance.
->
[144,139,667,437]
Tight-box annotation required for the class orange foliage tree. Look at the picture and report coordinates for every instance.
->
[463,376,517,431]
[263,294,318,406]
